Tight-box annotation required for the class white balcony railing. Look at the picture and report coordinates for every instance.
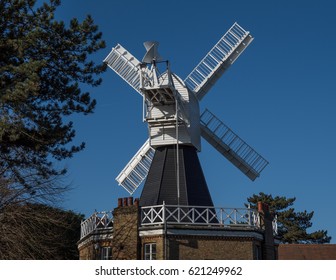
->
[80,211,113,239]
[141,204,261,229]
[80,205,278,240]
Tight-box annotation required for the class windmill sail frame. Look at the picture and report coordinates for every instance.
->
[200,109,269,181]
[116,139,155,194]
[184,22,253,101]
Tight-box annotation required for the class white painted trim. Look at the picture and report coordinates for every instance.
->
[139,227,263,240]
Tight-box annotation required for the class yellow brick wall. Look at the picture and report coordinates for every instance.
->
[168,237,254,260]
[112,205,139,260]
[139,235,256,260]
[78,239,113,260]
[78,243,94,260]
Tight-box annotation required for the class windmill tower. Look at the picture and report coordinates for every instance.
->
[104,22,269,207]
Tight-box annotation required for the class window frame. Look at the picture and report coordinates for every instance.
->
[101,246,112,260]
[144,243,156,260]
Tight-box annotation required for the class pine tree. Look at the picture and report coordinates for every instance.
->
[0,0,106,206]
[246,192,331,244]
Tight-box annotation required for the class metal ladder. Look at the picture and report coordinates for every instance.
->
[200,109,268,181]
[116,140,155,194]
[184,22,253,100]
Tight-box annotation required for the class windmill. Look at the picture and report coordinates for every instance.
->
[104,22,268,207]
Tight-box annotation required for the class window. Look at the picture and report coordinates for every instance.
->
[101,247,112,260]
[144,243,156,260]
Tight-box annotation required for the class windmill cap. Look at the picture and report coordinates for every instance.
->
[142,41,164,63]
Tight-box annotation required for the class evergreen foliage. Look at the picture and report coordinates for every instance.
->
[0,0,105,259]
[247,192,331,244]
[0,0,106,206]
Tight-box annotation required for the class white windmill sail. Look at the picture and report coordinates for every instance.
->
[184,22,253,101]
[116,139,155,194]
[104,44,146,95]
[200,109,268,181]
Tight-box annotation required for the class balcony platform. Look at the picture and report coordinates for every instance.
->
[78,204,278,240]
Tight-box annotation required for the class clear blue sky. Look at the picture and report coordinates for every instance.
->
[52,0,336,242]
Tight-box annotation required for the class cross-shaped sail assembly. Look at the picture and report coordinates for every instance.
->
[104,22,268,198]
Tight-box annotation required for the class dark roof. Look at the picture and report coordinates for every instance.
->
[278,244,336,260]
[140,145,214,207]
